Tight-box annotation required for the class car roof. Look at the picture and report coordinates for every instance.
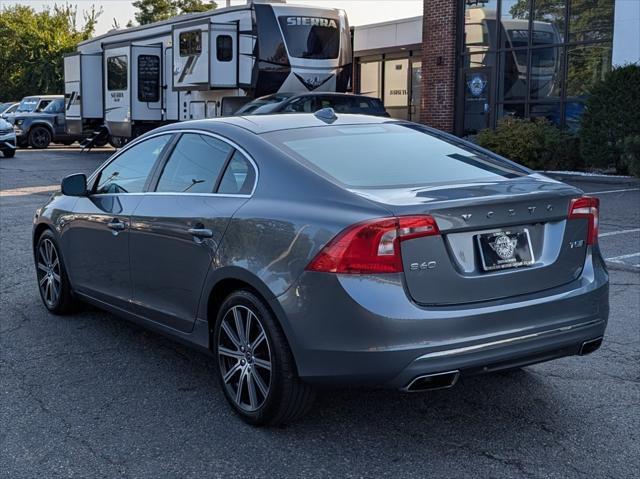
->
[165,113,393,135]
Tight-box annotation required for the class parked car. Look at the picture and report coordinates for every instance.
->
[234,92,389,117]
[0,102,19,119]
[12,97,81,149]
[0,117,16,158]
[33,111,608,426]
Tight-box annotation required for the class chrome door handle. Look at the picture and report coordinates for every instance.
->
[188,227,213,238]
[107,219,126,231]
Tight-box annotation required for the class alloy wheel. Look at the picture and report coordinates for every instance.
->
[218,305,272,412]
[36,238,61,308]
[31,128,51,148]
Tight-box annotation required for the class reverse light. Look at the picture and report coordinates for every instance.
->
[306,216,440,274]
[568,196,599,245]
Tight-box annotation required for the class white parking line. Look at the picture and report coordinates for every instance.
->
[587,188,640,195]
[606,252,640,268]
[599,228,640,238]
[0,185,58,197]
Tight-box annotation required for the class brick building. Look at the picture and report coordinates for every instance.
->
[353,0,636,136]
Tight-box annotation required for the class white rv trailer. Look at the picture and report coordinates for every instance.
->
[64,0,352,145]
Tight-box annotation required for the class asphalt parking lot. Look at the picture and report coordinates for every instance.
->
[1,148,639,478]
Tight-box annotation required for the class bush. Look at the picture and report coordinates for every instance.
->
[476,117,581,171]
[622,135,640,177]
[580,65,640,173]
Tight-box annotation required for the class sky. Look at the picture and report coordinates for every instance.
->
[5,0,424,33]
[3,0,638,64]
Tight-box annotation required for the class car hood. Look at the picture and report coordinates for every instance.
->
[12,112,56,122]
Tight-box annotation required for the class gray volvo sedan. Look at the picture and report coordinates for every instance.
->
[33,111,608,425]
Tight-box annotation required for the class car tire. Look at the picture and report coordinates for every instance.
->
[28,126,52,149]
[108,136,129,149]
[213,290,315,426]
[35,230,80,315]
[2,148,15,158]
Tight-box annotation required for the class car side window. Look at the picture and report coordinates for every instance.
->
[283,97,314,113]
[217,151,256,195]
[156,133,232,193]
[95,135,171,194]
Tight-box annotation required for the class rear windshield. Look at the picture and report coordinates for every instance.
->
[264,123,529,188]
[235,94,292,115]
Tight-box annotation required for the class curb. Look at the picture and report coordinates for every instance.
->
[540,171,640,185]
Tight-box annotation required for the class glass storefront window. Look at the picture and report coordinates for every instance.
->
[530,46,563,100]
[566,42,612,97]
[359,61,382,99]
[500,0,531,49]
[533,0,565,44]
[464,0,498,53]
[530,103,562,125]
[564,101,586,131]
[498,49,528,101]
[497,103,526,122]
[457,0,614,134]
[410,61,422,121]
[569,0,615,43]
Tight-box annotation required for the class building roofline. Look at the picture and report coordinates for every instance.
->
[353,15,423,31]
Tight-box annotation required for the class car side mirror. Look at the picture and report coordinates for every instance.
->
[61,173,88,197]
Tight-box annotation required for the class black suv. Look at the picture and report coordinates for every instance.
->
[234,92,389,117]
[12,96,81,149]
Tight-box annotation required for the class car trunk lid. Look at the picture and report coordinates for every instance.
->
[351,175,589,305]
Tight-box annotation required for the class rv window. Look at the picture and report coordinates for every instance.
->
[180,30,202,56]
[107,56,128,91]
[138,55,160,103]
[216,35,233,62]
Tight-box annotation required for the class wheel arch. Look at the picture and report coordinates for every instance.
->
[33,222,55,250]
[202,267,300,372]
[27,121,54,136]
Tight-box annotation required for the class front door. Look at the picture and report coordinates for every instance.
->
[62,134,173,307]
[129,133,254,332]
[462,67,492,135]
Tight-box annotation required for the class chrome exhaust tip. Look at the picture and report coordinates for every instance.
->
[579,337,603,356]
[402,370,460,392]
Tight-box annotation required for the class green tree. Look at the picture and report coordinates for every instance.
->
[177,0,218,14]
[132,0,216,25]
[132,0,177,25]
[580,65,640,173]
[0,4,101,101]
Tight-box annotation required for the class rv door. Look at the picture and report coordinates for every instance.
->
[210,23,238,88]
[131,45,163,122]
[64,54,81,121]
[104,46,131,138]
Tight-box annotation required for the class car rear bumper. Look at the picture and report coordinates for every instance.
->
[273,248,609,389]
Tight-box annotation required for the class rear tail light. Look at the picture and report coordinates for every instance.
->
[568,196,599,245]
[306,216,440,274]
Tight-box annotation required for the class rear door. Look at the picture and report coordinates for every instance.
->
[63,134,173,307]
[129,132,255,332]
